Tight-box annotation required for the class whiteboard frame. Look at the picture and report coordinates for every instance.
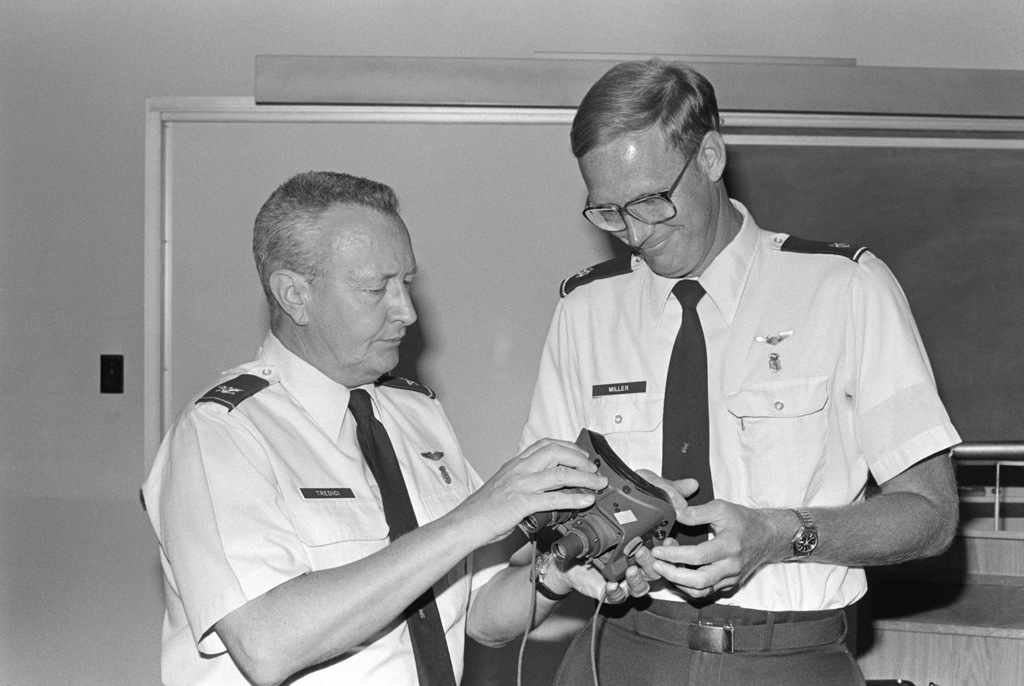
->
[143,97,1024,470]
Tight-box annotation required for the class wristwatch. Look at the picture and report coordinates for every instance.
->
[789,508,818,558]
[533,551,571,601]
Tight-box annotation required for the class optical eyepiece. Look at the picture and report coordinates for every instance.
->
[521,512,551,533]
[551,515,618,561]
[551,530,587,561]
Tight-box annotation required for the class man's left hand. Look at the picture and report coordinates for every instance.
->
[647,499,782,597]
[544,557,653,605]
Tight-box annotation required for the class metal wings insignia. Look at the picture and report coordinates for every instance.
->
[754,331,793,346]
[420,451,445,461]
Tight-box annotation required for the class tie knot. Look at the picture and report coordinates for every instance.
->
[672,280,705,309]
[348,388,375,421]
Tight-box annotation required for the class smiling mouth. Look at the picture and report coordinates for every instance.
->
[638,232,671,254]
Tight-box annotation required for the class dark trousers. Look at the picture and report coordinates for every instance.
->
[554,599,865,686]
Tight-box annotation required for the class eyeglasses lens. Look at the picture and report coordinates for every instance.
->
[584,196,676,232]
[627,197,675,225]
[584,207,627,231]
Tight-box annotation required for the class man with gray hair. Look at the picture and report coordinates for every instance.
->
[521,60,960,684]
[143,171,663,685]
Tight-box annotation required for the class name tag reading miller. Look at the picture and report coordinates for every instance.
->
[592,381,647,397]
[300,488,355,499]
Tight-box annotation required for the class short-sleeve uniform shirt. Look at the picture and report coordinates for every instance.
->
[143,333,490,685]
[521,201,960,611]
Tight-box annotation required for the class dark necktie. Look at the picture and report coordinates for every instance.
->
[662,280,713,544]
[347,388,457,686]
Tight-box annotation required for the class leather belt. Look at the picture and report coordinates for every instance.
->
[687,613,846,653]
[616,602,848,654]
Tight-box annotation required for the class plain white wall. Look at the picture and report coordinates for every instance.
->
[1,2,1022,683]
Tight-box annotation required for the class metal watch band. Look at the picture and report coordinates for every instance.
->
[789,508,818,557]
[792,508,814,529]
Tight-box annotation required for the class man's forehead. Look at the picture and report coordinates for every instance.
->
[592,127,676,165]
[324,216,414,278]
[581,132,680,200]
[619,139,644,162]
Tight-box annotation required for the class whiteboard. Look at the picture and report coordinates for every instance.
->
[144,101,1024,476]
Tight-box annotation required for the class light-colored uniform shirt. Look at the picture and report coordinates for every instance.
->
[143,332,492,685]
[521,201,959,612]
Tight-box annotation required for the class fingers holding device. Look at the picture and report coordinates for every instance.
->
[520,429,676,582]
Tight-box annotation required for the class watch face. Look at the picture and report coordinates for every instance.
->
[794,529,818,556]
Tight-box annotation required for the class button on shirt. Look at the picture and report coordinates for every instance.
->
[520,200,959,612]
[143,332,494,685]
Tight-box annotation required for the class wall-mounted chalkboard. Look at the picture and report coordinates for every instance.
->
[144,102,1024,476]
[724,141,1024,442]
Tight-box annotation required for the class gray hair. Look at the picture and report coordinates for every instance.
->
[570,59,721,159]
[252,171,401,314]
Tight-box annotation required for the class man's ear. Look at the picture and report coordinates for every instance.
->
[698,131,727,183]
[269,269,312,326]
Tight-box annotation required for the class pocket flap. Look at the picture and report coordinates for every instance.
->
[288,499,390,547]
[726,376,828,419]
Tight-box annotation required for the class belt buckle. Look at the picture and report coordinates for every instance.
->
[689,620,735,654]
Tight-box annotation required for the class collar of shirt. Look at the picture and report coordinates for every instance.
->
[642,199,761,327]
[258,332,371,441]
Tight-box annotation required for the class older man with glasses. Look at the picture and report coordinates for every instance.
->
[520,59,961,685]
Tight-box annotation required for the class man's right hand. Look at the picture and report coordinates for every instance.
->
[456,438,608,546]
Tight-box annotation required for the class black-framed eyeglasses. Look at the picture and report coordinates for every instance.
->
[582,155,693,232]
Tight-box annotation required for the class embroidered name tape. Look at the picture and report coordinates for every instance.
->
[300,488,355,499]
[593,381,647,397]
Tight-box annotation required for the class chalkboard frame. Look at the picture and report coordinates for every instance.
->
[143,99,1024,484]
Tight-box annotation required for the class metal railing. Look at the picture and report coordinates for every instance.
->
[950,442,1024,533]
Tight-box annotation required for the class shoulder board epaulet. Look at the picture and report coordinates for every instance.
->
[376,374,436,399]
[560,253,636,298]
[196,374,270,411]
[780,235,868,262]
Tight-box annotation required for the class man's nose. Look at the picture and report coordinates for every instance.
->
[621,214,655,248]
[393,288,417,326]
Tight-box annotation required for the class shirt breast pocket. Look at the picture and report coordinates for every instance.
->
[288,498,391,569]
[726,376,829,507]
[588,394,664,475]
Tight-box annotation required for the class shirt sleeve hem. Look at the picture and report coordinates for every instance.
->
[193,565,311,655]
[871,424,961,485]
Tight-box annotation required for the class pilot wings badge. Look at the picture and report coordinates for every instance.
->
[420,451,445,461]
[755,331,793,346]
